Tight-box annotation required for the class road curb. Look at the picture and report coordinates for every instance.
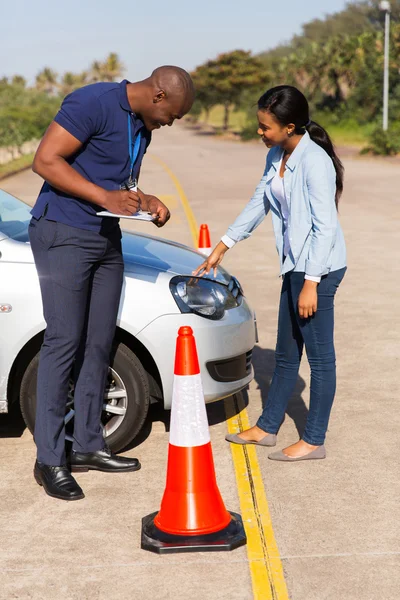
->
[0,162,33,183]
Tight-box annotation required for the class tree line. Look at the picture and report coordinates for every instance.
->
[190,0,400,153]
[2,1,400,155]
[0,53,124,150]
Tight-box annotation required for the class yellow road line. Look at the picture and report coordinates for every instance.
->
[150,154,199,246]
[226,395,289,600]
[153,152,289,600]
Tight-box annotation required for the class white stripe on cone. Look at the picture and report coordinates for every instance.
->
[198,247,211,257]
[169,374,211,447]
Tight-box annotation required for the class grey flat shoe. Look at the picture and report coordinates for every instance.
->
[225,433,277,447]
[268,445,326,462]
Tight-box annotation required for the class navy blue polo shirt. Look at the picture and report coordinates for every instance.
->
[31,80,151,232]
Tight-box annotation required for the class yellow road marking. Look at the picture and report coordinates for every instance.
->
[226,395,289,600]
[153,153,289,600]
[150,154,199,246]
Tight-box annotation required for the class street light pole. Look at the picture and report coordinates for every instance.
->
[379,1,391,131]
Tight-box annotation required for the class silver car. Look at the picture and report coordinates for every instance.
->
[0,190,255,450]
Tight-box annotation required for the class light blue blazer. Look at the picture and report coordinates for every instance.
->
[225,132,347,277]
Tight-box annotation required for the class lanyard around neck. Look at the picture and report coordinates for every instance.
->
[128,114,142,180]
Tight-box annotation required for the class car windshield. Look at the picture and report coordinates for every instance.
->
[0,189,32,242]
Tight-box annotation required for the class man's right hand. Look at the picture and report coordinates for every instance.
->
[102,190,141,216]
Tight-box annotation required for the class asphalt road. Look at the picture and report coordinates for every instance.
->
[1,122,399,600]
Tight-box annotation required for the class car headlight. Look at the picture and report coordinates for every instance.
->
[170,276,242,320]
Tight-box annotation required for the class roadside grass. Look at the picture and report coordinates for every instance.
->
[196,105,372,148]
[0,153,34,180]
[328,127,368,147]
[198,105,248,133]
[317,121,373,148]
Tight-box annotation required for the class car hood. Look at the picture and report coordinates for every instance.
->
[0,228,231,285]
[122,231,230,284]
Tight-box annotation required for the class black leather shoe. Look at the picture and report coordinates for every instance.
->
[34,461,85,501]
[69,446,141,473]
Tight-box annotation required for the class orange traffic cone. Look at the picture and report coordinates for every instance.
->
[198,224,212,256]
[141,326,246,554]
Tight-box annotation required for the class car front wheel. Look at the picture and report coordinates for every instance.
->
[19,342,150,452]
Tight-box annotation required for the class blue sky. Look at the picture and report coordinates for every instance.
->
[1,0,349,82]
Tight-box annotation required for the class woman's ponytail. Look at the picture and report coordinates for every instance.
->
[306,121,344,208]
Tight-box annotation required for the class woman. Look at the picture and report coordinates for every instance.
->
[193,85,347,461]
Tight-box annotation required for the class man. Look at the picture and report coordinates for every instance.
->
[29,66,195,501]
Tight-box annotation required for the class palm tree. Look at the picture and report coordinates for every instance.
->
[90,53,124,83]
[35,68,58,95]
[101,52,124,82]
[11,75,26,88]
[60,72,77,96]
[77,71,89,87]
[90,60,103,83]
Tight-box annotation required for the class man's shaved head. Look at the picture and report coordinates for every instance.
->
[127,65,195,132]
[150,66,195,107]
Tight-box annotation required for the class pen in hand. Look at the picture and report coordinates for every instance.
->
[124,182,140,214]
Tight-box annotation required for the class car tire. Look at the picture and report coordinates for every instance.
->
[19,341,150,453]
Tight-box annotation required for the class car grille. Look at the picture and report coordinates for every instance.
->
[245,349,252,374]
[206,350,253,383]
[228,276,243,302]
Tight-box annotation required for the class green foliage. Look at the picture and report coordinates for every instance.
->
[239,120,259,141]
[368,0,400,25]
[187,99,203,122]
[0,52,124,152]
[35,67,58,95]
[0,82,60,147]
[361,125,400,155]
[258,1,400,127]
[32,53,124,98]
[194,104,247,132]
[88,53,124,84]
[59,71,89,97]
[11,75,26,88]
[294,2,373,45]
[191,50,269,130]
[193,1,400,146]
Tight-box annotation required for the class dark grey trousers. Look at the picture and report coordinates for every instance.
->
[29,217,124,466]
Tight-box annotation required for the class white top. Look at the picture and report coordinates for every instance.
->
[271,161,290,258]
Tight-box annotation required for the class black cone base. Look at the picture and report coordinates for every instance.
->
[141,511,247,554]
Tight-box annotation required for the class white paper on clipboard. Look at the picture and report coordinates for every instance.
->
[97,210,154,221]
[97,182,155,221]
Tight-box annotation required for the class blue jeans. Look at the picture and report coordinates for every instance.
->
[29,217,124,466]
[257,268,346,445]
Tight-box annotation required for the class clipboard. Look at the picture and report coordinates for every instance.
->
[97,210,155,221]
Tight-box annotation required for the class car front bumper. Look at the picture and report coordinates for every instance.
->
[136,297,256,409]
